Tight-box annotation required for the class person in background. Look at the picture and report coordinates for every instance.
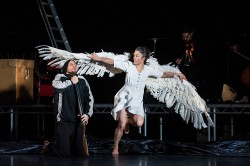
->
[172,26,206,98]
[171,25,207,141]
[227,34,250,103]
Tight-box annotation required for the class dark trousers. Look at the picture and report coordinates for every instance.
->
[56,121,83,157]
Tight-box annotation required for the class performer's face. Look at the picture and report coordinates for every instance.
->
[66,60,78,75]
[182,32,193,43]
[133,50,145,65]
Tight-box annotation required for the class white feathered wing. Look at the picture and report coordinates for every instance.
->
[146,57,214,129]
[36,45,129,77]
[36,45,214,129]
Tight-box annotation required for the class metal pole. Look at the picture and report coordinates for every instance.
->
[159,115,163,141]
[230,115,234,137]
[10,108,14,140]
[207,107,211,142]
[144,113,147,137]
[208,125,211,142]
[213,108,217,142]
[15,110,19,141]
[138,126,142,134]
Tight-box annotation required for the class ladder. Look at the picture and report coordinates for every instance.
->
[37,0,72,52]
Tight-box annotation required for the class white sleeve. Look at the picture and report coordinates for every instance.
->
[114,60,131,72]
[149,67,164,78]
[52,74,72,89]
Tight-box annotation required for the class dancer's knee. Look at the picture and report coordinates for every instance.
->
[136,120,144,127]
[130,116,144,127]
[118,121,126,130]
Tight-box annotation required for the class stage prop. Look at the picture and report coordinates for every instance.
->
[0,59,34,104]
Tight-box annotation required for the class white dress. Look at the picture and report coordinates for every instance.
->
[111,60,163,120]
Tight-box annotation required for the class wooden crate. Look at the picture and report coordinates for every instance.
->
[0,59,34,104]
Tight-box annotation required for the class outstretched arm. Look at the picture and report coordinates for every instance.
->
[88,53,114,64]
[162,72,187,81]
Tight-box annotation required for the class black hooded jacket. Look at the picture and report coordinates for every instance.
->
[52,60,94,123]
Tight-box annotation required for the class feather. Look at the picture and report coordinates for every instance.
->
[145,56,214,129]
[185,108,191,123]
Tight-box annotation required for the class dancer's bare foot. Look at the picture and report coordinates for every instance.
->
[42,140,50,154]
[112,147,119,156]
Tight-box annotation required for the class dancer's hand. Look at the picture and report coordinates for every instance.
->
[176,73,187,82]
[88,53,101,61]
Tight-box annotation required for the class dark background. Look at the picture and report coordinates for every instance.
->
[1,0,250,103]
[0,0,249,141]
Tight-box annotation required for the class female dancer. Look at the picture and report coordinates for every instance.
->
[89,46,186,155]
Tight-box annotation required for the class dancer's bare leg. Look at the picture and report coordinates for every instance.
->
[124,117,130,134]
[130,114,144,127]
[112,109,127,155]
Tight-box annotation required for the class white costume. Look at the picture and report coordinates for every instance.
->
[36,45,214,129]
[112,60,163,120]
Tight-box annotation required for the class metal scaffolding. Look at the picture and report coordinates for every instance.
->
[1,104,250,141]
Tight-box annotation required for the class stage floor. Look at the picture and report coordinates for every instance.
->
[1,153,250,166]
[1,133,250,166]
